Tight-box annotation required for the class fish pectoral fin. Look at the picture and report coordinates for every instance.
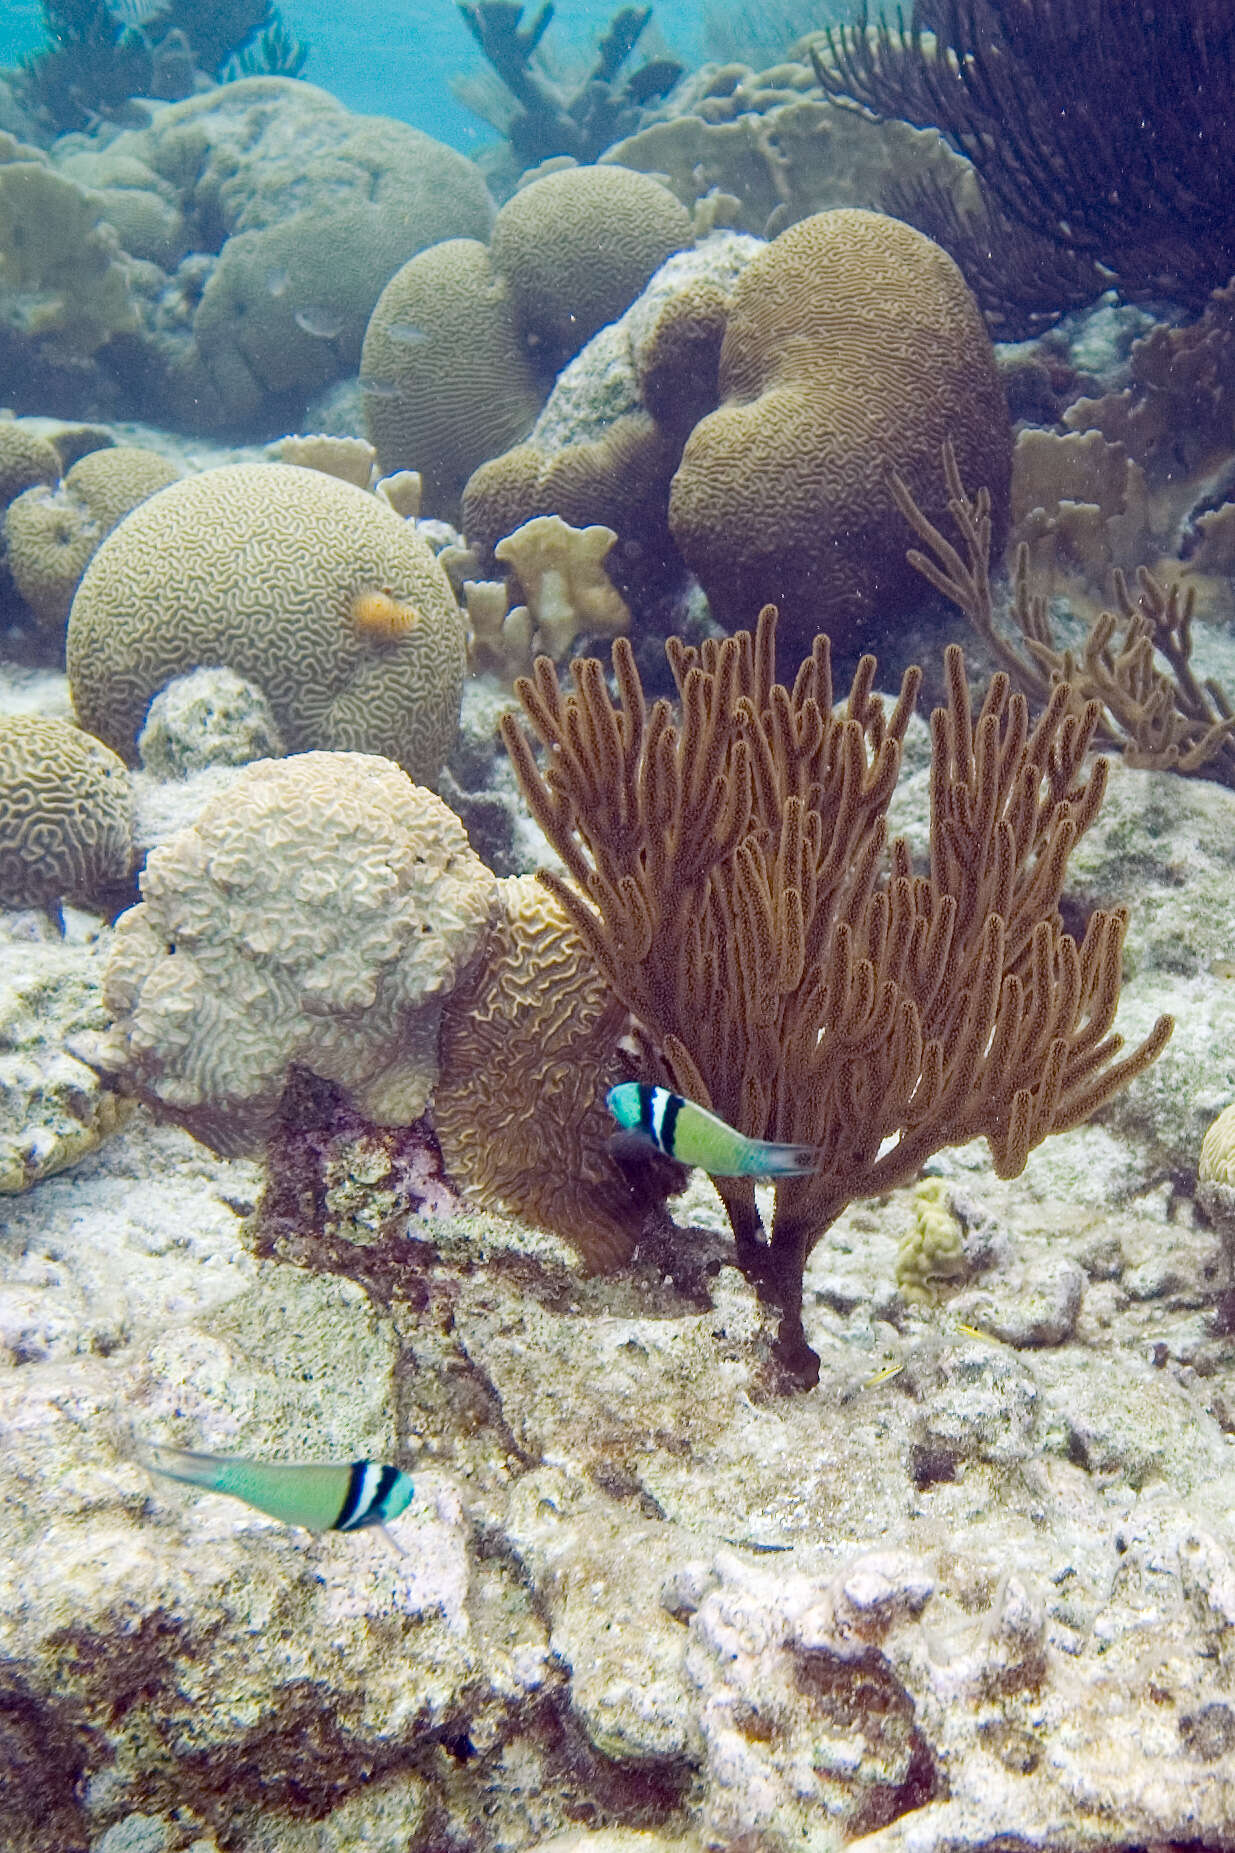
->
[607,1128,660,1164]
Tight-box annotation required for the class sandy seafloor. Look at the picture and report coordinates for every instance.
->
[4,4,1235,1846]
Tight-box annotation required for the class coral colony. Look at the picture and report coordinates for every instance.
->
[3,0,1235,1845]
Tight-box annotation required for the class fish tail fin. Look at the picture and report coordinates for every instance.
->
[134,1440,223,1493]
[376,1523,408,1558]
[740,1140,823,1177]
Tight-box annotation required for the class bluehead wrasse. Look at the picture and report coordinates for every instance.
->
[138,1443,415,1550]
[955,1322,995,1341]
[606,1082,821,1178]
[864,1362,904,1387]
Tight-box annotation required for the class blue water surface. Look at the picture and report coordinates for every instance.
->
[0,0,720,149]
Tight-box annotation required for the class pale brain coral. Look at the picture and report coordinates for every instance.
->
[66,463,467,781]
[361,239,544,516]
[0,716,132,910]
[90,753,497,1156]
[5,445,181,629]
[668,208,1012,648]
[489,164,694,367]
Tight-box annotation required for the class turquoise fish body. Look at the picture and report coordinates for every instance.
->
[139,1443,415,1535]
[606,1082,820,1178]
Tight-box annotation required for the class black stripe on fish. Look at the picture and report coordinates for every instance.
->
[335,1460,372,1530]
[638,1082,658,1139]
[658,1090,683,1159]
[343,1461,403,1530]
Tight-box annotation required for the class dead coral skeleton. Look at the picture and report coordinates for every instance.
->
[500,603,1172,1387]
[892,442,1235,788]
[454,0,682,166]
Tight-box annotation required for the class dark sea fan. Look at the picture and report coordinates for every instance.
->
[813,0,1235,306]
[17,0,305,132]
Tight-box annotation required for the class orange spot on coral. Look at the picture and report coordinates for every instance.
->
[350,587,420,644]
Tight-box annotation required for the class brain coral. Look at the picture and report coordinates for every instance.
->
[66,463,467,780]
[0,423,60,510]
[434,873,670,1270]
[0,716,132,909]
[5,445,180,629]
[361,239,544,517]
[92,753,496,1156]
[459,231,760,570]
[667,208,1012,648]
[192,201,479,429]
[1200,1103,1235,1188]
[86,79,496,432]
[489,164,693,367]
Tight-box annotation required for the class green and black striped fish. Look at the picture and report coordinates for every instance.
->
[606,1082,821,1177]
[138,1443,415,1547]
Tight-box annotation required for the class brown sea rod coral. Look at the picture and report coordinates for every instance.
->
[500,607,1172,1385]
[893,445,1235,789]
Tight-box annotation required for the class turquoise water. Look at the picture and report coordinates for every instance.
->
[0,0,721,147]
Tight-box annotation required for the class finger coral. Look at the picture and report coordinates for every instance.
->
[494,515,630,661]
[667,208,1011,652]
[66,463,467,782]
[501,604,1172,1385]
[89,753,496,1157]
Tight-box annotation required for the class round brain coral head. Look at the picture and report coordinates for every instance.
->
[490,164,694,370]
[351,588,421,645]
[66,464,466,783]
[667,208,1012,653]
[1200,1103,1235,1188]
[0,716,132,909]
[361,238,544,518]
[433,874,669,1271]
